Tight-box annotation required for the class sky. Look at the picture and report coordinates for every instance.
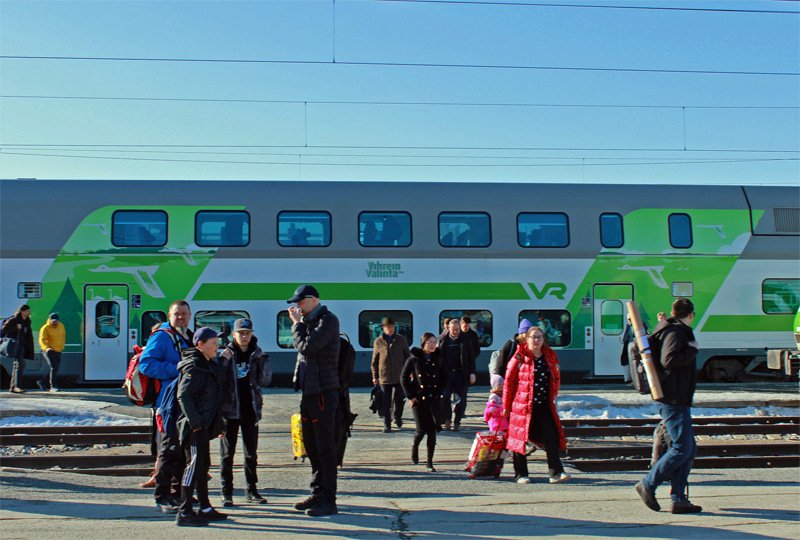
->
[0,0,798,184]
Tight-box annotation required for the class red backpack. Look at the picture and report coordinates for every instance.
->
[122,328,177,406]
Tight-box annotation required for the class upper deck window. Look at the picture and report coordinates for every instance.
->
[278,211,331,247]
[359,212,412,247]
[438,212,491,247]
[669,213,693,249]
[599,213,624,248]
[195,211,250,247]
[518,213,569,247]
[112,210,167,247]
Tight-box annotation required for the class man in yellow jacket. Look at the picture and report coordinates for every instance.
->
[37,313,65,392]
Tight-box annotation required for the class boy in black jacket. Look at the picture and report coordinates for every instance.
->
[175,327,226,527]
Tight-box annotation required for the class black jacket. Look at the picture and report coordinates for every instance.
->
[438,332,478,382]
[655,318,698,406]
[217,337,272,422]
[176,348,223,443]
[490,336,521,377]
[292,305,340,395]
[1,313,34,360]
[401,347,445,404]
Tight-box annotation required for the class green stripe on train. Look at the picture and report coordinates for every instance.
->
[194,282,530,301]
[701,314,794,333]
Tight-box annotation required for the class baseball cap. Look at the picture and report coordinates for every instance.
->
[233,318,253,332]
[287,284,320,303]
[193,327,219,345]
[48,313,59,321]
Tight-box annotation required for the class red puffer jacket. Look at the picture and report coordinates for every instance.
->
[502,343,566,455]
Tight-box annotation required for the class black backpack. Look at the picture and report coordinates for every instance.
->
[338,333,356,390]
[630,330,664,395]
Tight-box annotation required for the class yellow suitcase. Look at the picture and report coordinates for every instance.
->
[291,413,307,461]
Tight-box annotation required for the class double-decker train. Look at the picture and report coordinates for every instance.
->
[1,179,798,386]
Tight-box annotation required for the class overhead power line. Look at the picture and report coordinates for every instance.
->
[375,0,800,15]
[1,94,796,110]
[1,55,796,77]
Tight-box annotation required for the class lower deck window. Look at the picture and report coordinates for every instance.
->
[439,310,493,347]
[195,310,250,348]
[519,310,571,347]
[358,310,413,348]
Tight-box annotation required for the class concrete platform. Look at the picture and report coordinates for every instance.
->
[1,383,798,539]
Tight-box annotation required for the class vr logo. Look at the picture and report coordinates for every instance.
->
[530,282,567,300]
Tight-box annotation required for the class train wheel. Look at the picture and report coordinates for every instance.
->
[702,358,746,382]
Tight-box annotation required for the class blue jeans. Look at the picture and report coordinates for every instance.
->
[643,404,696,502]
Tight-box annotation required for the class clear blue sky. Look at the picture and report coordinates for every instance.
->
[1,0,798,184]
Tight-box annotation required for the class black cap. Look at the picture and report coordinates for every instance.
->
[233,318,253,332]
[287,284,320,303]
[193,327,219,345]
[48,313,59,321]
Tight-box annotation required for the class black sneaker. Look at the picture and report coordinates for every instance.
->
[671,500,702,514]
[383,426,392,433]
[294,496,319,511]
[395,418,403,429]
[246,491,267,504]
[176,512,208,527]
[305,501,338,517]
[156,498,178,514]
[198,507,228,521]
[635,481,661,512]
[221,494,234,508]
[453,422,461,432]
[411,445,419,465]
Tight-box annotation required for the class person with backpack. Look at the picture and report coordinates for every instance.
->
[175,327,226,527]
[489,319,533,389]
[217,318,272,507]
[371,316,411,433]
[37,313,65,392]
[138,300,194,513]
[401,332,445,472]
[2,305,34,393]
[635,297,702,515]
[287,284,341,517]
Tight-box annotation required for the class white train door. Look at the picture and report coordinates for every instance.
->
[84,284,129,381]
[593,284,633,377]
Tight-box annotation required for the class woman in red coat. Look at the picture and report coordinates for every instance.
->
[502,326,569,484]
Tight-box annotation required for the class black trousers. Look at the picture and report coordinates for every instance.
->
[411,400,438,466]
[300,389,339,504]
[442,370,467,424]
[154,429,185,501]
[38,350,61,389]
[180,429,211,514]
[220,402,259,496]
[380,383,405,427]
[513,405,564,477]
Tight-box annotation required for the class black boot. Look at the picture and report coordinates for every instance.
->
[411,444,419,465]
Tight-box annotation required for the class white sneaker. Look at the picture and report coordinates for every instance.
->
[516,477,531,484]
[549,472,571,484]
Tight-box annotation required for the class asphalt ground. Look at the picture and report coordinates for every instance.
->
[1,384,799,539]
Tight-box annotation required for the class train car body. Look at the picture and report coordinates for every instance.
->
[1,179,798,385]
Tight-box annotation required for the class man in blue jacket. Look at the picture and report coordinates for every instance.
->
[139,300,193,513]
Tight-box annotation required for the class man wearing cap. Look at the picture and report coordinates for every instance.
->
[175,327,226,527]
[287,284,341,517]
[371,316,410,433]
[37,313,66,392]
[217,318,272,507]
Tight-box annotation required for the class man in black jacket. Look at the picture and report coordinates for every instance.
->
[288,284,340,517]
[438,318,477,432]
[635,298,702,515]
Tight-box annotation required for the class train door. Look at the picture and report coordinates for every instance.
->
[593,284,633,377]
[84,284,129,381]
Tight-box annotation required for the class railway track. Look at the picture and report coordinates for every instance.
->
[1,416,798,474]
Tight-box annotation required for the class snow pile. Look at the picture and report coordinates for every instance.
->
[0,398,142,427]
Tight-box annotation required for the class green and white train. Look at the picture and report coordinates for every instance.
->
[1,179,798,386]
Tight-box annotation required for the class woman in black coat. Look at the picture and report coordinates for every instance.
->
[2,304,34,393]
[400,332,446,472]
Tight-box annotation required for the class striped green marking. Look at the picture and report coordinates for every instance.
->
[194,282,530,301]
[701,314,794,333]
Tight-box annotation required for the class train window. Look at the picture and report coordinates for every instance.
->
[358,310,413,348]
[95,301,120,338]
[668,213,693,249]
[518,213,569,248]
[599,213,624,248]
[439,310,493,347]
[359,212,412,247]
[762,279,800,314]
[277,310,294,348]
[438,212,491,247]
[518,310,571,347]
[112,210,167,247]
[278,211,331,247]
[17,282,42,299]
[141,311,167,344]
[195,211,250,247]
[195,310,250,349]
[599,301,624,336]
[672,282,694,297]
